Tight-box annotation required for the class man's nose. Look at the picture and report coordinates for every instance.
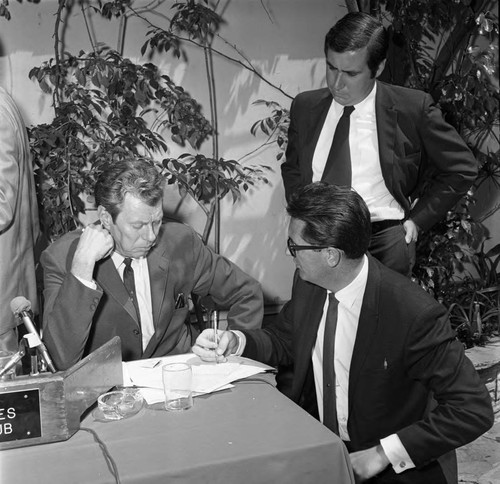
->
[333,71,343,89]
[142,224,157,243]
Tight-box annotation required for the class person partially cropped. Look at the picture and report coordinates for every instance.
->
[41,159,263,370]
[0,87,40,352]
[193,182,493,484]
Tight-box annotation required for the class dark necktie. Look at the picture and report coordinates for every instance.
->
[323,293,339,434]
[321,105,355,186]
[123,258,141,324]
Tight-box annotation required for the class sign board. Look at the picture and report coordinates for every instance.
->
[0,337,123,450]
[0,389,41,443]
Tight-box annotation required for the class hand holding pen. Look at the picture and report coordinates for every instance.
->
[191,327,239,362]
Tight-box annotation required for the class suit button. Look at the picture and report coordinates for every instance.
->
[399,462,406,468]
[90,305,96,311]
[133,329,140,335]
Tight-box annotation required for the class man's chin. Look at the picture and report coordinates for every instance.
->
[131,246,154,258]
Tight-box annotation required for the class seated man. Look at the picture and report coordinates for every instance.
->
[193,182,493,484]
[41,159,263,370]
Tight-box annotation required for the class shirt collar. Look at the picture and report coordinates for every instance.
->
[332,82,377,118]
[111,252,126,270]
[334,254,369,308]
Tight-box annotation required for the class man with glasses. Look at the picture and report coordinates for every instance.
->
[193,182,492,484]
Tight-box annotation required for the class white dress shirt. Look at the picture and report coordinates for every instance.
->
[312,84,404,222]
[76,252,155,351]
[113,253,155,351]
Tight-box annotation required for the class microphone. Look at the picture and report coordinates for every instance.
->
[0,345,25,378]
[10,297,57,373]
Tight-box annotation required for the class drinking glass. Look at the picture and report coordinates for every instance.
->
[162,363,193,411]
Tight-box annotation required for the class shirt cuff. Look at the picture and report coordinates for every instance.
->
[74,274,97,291]
[230,330,246,356]
[380,434,415,474]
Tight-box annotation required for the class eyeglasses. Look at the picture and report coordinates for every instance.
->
[287,237,331,257]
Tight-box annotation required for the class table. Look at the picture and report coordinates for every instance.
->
[0,376,354,483]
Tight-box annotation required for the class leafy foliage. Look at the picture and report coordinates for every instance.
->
[164,154,269,242]
[250,100,290,163]
[379,2,499,338]
[28,47,212,240]
[0,0,39,21]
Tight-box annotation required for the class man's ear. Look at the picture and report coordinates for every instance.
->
[98,205,112,229]
[325,247,341,268]
[375,58,386,78]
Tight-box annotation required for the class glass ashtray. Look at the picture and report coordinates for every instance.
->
[94,388,144,422]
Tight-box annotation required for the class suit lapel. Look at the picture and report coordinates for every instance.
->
[375,82,398,194]
[293,279,327,393]
[303,90,333,177]
[142,244,170,358]
[95,257,139,326]
[348,256,380,410]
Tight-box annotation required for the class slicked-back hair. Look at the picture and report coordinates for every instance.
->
[95,159,165,222]
[287,182,371,260]
[324,12,388,78]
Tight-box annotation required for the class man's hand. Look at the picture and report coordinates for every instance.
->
[71,224,114,281]
[403,219,419,244]
[192,329,239,362]
[350,444,390,481]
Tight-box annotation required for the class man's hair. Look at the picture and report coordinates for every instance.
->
[324,12,388,77]
[287,182,371,259]
[95,159,165,221]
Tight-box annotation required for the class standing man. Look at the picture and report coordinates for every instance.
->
[281,12,478,276]
[193,183,493,484]
[0,87,40,351]
[41,159,263,371]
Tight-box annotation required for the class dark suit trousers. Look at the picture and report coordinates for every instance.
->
[368,224,415,277]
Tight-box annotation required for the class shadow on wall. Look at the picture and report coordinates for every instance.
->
[221,179,295,308]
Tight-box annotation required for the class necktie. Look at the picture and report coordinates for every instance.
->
[323,293,339,434]
[123,258,141,324]
[321,105,355,186]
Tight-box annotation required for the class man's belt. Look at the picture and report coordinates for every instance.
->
[371,219,402,235]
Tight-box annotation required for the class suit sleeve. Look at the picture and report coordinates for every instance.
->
[396,302,493,466]
[281,96,305,203]
[41,241,103,370]
[189,231,264,330]
[241,271,303,366]
[409,93,478,231]
[0,103,19,231]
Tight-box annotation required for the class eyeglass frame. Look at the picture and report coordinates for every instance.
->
[287,237,332,257]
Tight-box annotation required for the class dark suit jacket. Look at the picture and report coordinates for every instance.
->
[242,256,493,483]
[41,220,263,370]
[281,82,478,231]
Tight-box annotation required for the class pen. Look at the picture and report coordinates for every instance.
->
[175,293,185,309]
[212,310,219,364]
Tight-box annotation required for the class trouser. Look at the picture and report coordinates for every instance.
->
[368,222,415,277]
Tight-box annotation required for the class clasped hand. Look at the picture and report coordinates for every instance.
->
[192,329,239,362]
[71,224,114,281]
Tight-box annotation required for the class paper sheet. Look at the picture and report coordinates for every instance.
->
[123,354,275,404]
